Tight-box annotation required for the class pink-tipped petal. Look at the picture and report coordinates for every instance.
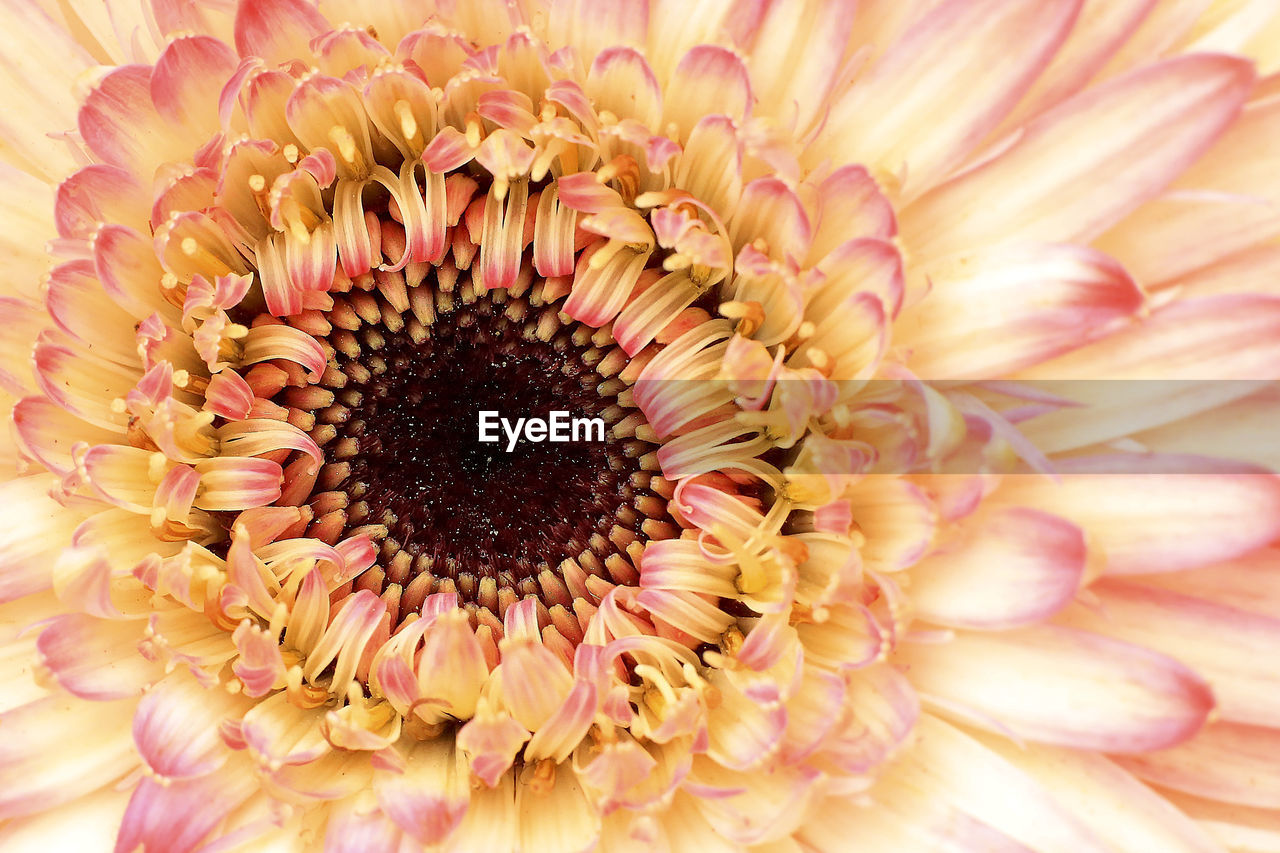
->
[902,54,1256,265]
[665,46,752,141]
[1116,721,1280,810]
[79,65,185,178]
[1060,580,1280,727]
[546,0,648,66]
[897,625,1215,753]
[93,224,180,323]
[813,0,1081,199]
[807,166,897,262]
[977,734,1224,853]
[802,714,1107,851]
[587,47,662,130]
[729,177,811,262]
[233,0,328,64]
[993,472,1280,574]
[0,475,83,602]
[192,457,283,511]
[1020,294,1280,381]
[911,508,1086,630]
[55,165,148,239]
[133,675,250,781]
[0,697,138,821]
[115,762,257,853]
[375,741,468,845]
[151,35,239,135]
[37,614,164,700]
[901,243,1144,378]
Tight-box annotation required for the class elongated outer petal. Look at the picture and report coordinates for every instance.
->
[810,0,1080,199]
[0,4,94,181]
[323,803,404,853]
[13,397,123,477]
[0,163,58,297]
[1161,789,1280,853]
[0,297,44,395]
[0,696,138,820]
[0,788,131,853]
[1096,100,1280,287]
[995,0,1160,131]
[1093,0,1210,80]
[901,54,1255,266]
[1136,546,1280,617]
[1115,722,1280,809]
[1166,241,1280,301]
[991,472,1280,575]
[896,625,1214,752]
[910,508,1086,630]
[1059,580,1280,727]
[799,715,1106,853]
[1013,295,1280,379]
[898,243,1143,378]
[974,733,1223,853]
[738,0,857,133]
[645,0,735,83]
[0,475,85,603]
[546,0,648,67]
[1014,380,1266,457]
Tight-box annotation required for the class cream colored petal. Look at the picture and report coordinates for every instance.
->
[0,787,130,853]
[973,734,1223,853]
[901,55,1254,267]
[897,627,1214,753]
[810,0,1081,199]
[993,0,1160,131]
[1096,96,1280,287]
[1059,580,1280,727]
[0,4,93,182]
[0,161,58,299]
[800,715,1107,852]
[991,470,1280,575]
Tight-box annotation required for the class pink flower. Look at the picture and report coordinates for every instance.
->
[0,0,1278,850]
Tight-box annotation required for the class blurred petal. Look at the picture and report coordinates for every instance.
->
[897,626,1214,752]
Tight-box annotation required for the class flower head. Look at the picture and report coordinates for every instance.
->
[2,0,1280,850]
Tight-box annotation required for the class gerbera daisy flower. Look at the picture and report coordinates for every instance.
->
[2,0,1279,849]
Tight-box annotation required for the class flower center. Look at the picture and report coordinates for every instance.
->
[282,270,672,631]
